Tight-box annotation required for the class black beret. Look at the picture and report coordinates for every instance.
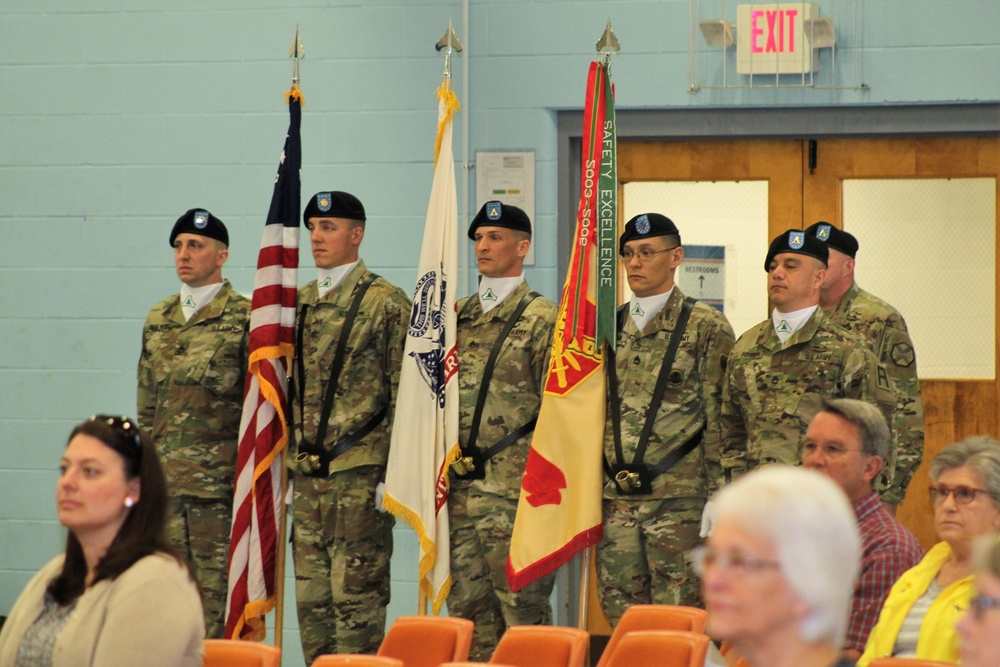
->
[169,209,228,247]
[804,221,859,258]
[303,191,366,224]
[619,213,681,255]
[468,201,532,240]
[764,229,829,271]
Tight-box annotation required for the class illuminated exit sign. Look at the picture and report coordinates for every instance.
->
[737,3,818,74]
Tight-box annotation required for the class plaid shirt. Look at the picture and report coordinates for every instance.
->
[846,492,925,653]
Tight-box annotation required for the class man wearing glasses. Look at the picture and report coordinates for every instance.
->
[802,398,923,660]
[596,212,737,625]
[137,208,249,638]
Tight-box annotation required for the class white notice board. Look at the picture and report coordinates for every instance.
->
[475,151,536,265]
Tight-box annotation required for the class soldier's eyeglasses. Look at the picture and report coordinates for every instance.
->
[969,594,1000,620]
[620,246,679,262]
[928,484,989,505]
[691,546,781,577]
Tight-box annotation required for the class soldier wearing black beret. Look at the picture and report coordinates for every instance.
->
[447,199,557,659]
[291,190,411,661]
[721,226,896,497]
[804,221,924,510]
[138,207,248,637]
[597,211,736,626]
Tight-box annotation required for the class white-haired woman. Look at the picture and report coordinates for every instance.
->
[859,435,1000,665]
[698,465,860,667]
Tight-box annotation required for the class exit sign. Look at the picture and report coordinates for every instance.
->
[737,3,818,74]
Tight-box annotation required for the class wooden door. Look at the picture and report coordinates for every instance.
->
[802,136,1000,546]
[586,136,1000,636]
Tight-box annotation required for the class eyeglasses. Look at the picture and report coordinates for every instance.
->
[691,546,782,577]
[969,594,1000,620]
[89,414,143,458]
[800,442,865,459]
[620,246,679,262]
[929,484,990,505]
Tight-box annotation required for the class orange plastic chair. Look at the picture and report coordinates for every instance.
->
[311,656,404,667]
[596,605,708,667]
[489,625,589,667]
[202,639,281,667]
[868,659,957,667]
[376,615,474,667]
[601,630,709,667]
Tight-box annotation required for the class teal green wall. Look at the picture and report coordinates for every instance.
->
[1,2,998,665]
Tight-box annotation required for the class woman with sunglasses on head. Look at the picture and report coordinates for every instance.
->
[957,533,1000,667]
[699,465,860,667]
[858,435,1000,666]
[0,415,204,667]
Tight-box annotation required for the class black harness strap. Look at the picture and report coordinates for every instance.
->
[463,290,541,462]
[294,272,379,468]
[605,296,699,481]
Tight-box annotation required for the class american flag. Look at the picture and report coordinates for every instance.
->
[224,87,302,640]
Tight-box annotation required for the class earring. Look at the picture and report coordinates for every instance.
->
[124,498,135,508]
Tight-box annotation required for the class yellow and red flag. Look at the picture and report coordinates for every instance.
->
[507,61,617,590]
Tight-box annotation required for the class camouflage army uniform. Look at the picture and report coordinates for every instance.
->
[826,282,923,505]
[136,279,249,638]
[447,281,557,660]
[597,287,737,626]
[721,307,896,468]
[291,260,409,662]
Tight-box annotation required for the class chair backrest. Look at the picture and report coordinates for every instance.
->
[596,605,708,667]
[376,615,474,667]
[489,625,589,667]
[868,659,958,667]
[202,639,281,667]
[601,630,709,667]
[311,656,404,667]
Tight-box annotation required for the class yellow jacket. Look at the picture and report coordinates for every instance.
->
[858,541,972,666]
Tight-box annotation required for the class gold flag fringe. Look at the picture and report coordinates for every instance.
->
[433,83,460,166]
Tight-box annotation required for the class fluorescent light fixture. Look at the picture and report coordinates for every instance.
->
[803,16,836,48]
[699,19,735,49]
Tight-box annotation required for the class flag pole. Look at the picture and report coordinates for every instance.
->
[576,19,620,634]
[273,25,304,646]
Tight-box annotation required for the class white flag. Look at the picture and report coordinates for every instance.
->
[383,80,461,613]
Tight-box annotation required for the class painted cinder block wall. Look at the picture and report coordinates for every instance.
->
[1,1,997,664]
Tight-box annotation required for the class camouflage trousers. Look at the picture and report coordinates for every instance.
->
[596,495,704,627]
[292,466,394,663]
[166,495,232,639]
[447,487,555,661]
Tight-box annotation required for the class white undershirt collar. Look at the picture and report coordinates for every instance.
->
[179,282,223,322]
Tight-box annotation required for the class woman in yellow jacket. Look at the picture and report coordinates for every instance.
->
[859,436,1000,666]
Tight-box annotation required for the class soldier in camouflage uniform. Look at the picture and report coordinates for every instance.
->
[721,230,896,468]
[137,208,249,638]
[291,191,409,663]
[596,213,737,626]
[804,222,924,509]
[447,201,557,660]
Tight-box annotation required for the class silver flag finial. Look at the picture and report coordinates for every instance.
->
[436,19,464,78]
[596,20,620,64]
[289,25,304,84]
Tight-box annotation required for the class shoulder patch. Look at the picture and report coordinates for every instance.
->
[891,341,915,367]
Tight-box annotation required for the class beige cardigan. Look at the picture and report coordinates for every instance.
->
[0,553,204,667]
